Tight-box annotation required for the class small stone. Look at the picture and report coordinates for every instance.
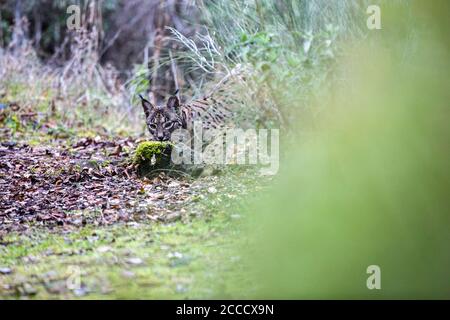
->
[73,287,88,297]
[0,267,12,274]
[72,218,83,226]
[110,199,121,207]
[44,280,65,294]
[168,181,180,188]
[207,187,217,194]
[175,283,188,293]
[21,283,38,296]
[122,270,135,278]
[168,252,183,259]
[164,212,181,222]
[22,255,39,263]
[97,246,111,253]
[126,257,143,265]
[127,222,140,227]
[43,270,58,279]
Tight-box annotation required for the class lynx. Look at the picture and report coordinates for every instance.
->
[139,93,232,143]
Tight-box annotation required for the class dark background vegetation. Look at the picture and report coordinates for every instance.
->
[0,0,201,103]
[0,0,199,68]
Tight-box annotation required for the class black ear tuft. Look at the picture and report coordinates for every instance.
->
[167,95,180,111]
[139,94,153,118]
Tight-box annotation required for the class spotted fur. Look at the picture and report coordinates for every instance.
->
[139,94,232,142]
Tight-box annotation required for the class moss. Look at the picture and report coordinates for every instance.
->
[134,141,172,164]
[133,141,173,176]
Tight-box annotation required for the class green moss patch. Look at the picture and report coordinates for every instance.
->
[134,141,172,163]
[134,141,173,175]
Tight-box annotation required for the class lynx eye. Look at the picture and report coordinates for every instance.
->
[163,122,174,129]
[149,123,157,130]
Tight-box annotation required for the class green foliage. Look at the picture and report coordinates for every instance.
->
[0,219,236,299]
[47,125,75,139]
[4,114,20,133]
[169,0,371,129]
[225,1,450,298]
[134,141,173,164]
[127,64,150,107]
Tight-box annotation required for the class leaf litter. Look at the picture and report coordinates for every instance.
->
[0,136,198,236]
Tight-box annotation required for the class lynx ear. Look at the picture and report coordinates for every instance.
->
[167,95,180,111]
[139,94,153,118]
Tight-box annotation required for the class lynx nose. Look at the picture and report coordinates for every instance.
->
[157,132,165,141]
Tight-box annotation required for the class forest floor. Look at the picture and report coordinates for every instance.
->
[0,111,263,299]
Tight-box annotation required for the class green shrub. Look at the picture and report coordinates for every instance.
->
[169,0,370,130]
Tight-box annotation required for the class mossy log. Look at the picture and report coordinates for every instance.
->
[133,141,222,178]
[134,141,173,176]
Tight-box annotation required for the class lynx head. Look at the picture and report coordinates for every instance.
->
[139,94,183,141]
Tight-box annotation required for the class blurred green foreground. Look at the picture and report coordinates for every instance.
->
[237,1,450,299]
